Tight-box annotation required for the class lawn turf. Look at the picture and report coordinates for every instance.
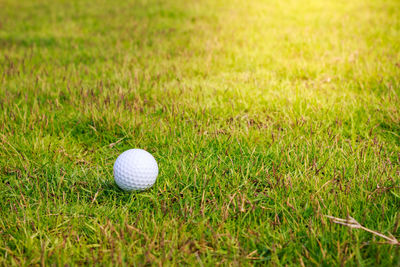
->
[0,0,400,265]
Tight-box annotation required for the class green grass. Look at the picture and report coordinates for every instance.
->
[1,0,400,265]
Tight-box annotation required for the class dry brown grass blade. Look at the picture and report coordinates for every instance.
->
[325,215,400,245]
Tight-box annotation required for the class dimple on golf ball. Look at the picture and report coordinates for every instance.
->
[113,149,158,191]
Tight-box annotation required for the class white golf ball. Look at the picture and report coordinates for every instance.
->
[113,149,158,191]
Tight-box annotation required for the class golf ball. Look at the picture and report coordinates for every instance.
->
[113,149,158,191]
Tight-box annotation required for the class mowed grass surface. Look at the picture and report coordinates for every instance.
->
[1,0,400,265]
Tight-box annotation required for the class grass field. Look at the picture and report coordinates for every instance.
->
[1,0,400,265]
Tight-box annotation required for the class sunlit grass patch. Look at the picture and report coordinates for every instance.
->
[0,0,399,265]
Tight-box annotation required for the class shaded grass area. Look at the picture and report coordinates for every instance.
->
[0,0,399,265]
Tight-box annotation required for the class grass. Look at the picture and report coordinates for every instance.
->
[0,0,399,265]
